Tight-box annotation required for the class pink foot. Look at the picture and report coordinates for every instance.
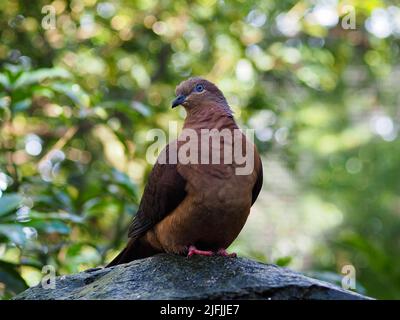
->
[216,248,237,257]
[187,245,214,257]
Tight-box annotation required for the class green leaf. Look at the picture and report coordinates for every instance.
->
[111,129,132,156]
[3,64,24,79]
[50,83,90,109]
[111,169,138,201]
[13,68,71,89]
[27,220,70,235]
[29,211,84,223]
[0,73,10,90]
[82,198,107,217]
[0,260,28,295]
[0,96,11,109]
[132,101,151,117]
[12,98,31,113]
[275,256,292,267]
[0,194,23,218]
[0,225,26,245]
[102,100,142,121]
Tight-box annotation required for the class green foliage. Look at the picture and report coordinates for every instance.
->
[275,256,292,267]
[0,60,139,298]
[0,0,399,299]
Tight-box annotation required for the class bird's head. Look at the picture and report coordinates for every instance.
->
[172,77,231,115]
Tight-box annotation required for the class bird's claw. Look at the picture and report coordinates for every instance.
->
[187,245,213,257]
[216,248,237,257]
[186,246,237,258]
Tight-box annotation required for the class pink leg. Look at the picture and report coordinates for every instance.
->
[187,245,213,257]
[216,248,237,257]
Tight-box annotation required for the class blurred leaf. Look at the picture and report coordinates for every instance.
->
[0,225,26,245]
[111,169,139,201]
[0,260,28,294]
[275,256,292,267]
[26,220,70,235]
[132,101,151,117]
[102,100,143,120]
[0,194,22,218]
[50,83,90,109]
[28,211,84,224]
[0,73,10,90]
[12,98,31,113]
[13,68,71,89]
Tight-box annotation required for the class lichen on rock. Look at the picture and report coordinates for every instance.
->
[14,254,370,300]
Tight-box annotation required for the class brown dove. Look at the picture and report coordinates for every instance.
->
[107,77,263,266]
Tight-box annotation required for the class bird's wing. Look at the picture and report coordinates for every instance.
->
[128,144,187,240]
[251,149,263,205]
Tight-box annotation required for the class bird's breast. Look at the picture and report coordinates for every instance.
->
[178,163,254,213]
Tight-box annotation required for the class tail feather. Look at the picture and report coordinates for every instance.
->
[106,238,159,267]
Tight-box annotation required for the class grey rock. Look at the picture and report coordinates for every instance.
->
[14,254,370,300]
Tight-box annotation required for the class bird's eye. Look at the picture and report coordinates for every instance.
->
[195,84,204,92]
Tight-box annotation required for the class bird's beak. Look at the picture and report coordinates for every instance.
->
[171,95,186,108]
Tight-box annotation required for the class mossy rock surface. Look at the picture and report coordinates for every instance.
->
[14,254,370,300]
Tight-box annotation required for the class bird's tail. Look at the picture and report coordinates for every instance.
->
[106,238,159,267]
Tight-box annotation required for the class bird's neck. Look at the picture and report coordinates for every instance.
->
[183,103,237,130]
